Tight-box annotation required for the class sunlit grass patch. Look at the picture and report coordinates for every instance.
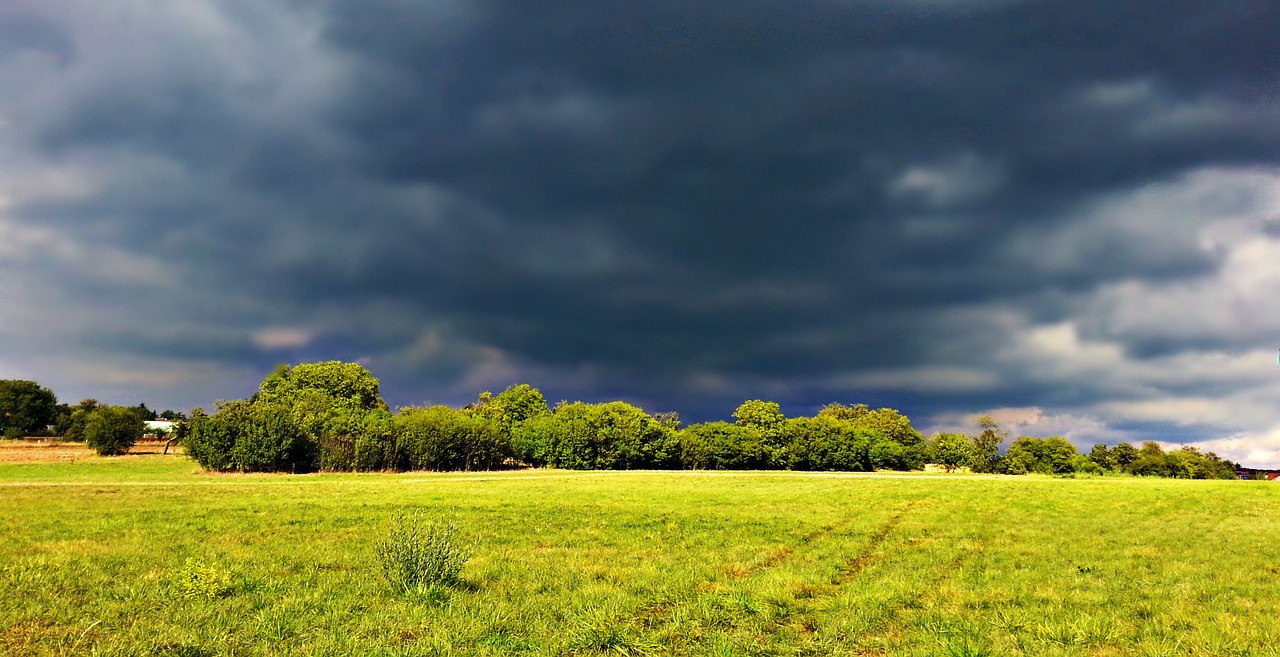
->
[3,465,1280,655]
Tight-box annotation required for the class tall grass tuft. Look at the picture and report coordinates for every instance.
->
[375,511,471,594]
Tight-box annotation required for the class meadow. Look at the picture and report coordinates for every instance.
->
[3,448,1280,656]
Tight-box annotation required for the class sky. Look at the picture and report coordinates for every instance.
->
[2,1,1279,465]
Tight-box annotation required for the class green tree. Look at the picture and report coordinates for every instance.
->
[1002,436,1078,475]
[0,380,58,435]
[1087,444,1114,470]
[1130,442,1171,477]
[257,361,387,411]
[184,400,316,472]
[816,402,870,423]
[60,399,100,441]
[84,406,145,456]
[732,400,788,465]
[847,408,924,447]
[316,407,396,471]
[783,416,877,471]
[127,402,158,421]
[733,400,785,436]
[183,408,234,471]
[1040,437,1079,474]
[1111,442,1139,473]
[513,401,677,470]
[931,432,977,472]
[1070,453,1104,475]
[972,416,1006,473]
[486,384,550,430]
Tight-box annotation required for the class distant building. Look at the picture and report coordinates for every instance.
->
[143,420,176,437]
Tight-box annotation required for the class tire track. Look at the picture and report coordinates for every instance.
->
[830,500,922,585]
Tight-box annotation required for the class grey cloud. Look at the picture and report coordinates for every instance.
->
[2,0,1279,443]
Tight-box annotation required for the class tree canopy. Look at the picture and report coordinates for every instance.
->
[0,380,58,435]
[257,361,387,411]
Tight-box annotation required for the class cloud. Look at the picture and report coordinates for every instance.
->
[250,328,315,350]
[2,0,1280,461]
[890,154,1006,208]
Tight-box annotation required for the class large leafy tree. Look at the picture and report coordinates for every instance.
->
[1002,436,1078,474]
[783,416,877,471]
[395,406,507,472]
[257,361,387,411]
[0,380,58,435]
[732,400,785,435]
[467,383,550,430]
[846,407,924,447]
[1111,442,1139,473]
[972,416,1007,473]
[732,400,788,465]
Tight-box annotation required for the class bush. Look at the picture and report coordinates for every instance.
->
[183,401,316,472]
[396,406,509,471]
[2,427,21,440]
[84,406,145,456]
[679,422,768,470]
[315,408,395,471]
[229,403,312,472]
[376,512,471,594]
[183,409,235,471]
[353,410,397,471]
[511,402,678,470]
[783,417,877,471]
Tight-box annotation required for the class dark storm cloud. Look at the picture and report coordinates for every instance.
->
[3,0,1279,437]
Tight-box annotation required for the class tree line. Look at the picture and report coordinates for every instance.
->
[0,380,186,455]
[0,366,1241,478]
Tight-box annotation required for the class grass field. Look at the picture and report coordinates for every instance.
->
[3,448,1280,656]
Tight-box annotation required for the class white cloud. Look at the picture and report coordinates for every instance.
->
[250,328,314,350]
[924,407,1132,449]
[1174,429,1280,469]
[889,153,1005,208]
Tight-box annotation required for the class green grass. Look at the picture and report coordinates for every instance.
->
[4,457,1280,656]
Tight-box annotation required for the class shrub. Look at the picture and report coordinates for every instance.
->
[511,401,678,470]
[183,402,316,472]
[867,438,928,471]
[84,406,145,456]
[347,409,397,471]
[172,558,234,599]
[783,417,876,471]
[679,422,768,470]
[183,408,235,471]
[395,406,508,471]
[229,403,311,472]
[376,512,471,594]
[2,427,21,440]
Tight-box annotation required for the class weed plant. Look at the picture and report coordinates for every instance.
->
[375,511,470,595]
[171,558,234,599]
